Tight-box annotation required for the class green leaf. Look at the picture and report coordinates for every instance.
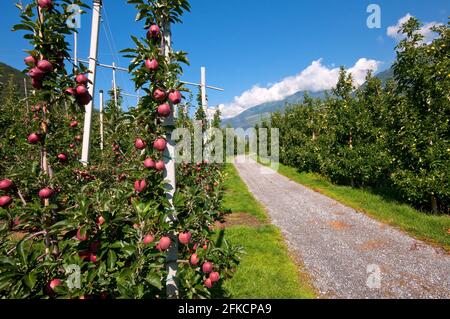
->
[145,272,162,290]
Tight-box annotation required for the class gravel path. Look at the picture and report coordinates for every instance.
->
[234,156,450,299]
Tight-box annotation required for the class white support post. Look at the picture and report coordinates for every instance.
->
[74,31,78,68]
[81,0,102,166]
[112,62,118,110]
[23,78,29,114]
[162,19,179,299]
[201,67,207,114]
[99,90,104,151]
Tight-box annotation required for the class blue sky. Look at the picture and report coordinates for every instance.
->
[0,0,448,117]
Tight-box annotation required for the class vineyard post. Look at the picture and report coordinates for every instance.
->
[162,19,179,299]
[112,62,118,110]
[81,0,102,166]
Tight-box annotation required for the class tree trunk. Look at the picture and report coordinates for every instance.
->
[431,196,438,214]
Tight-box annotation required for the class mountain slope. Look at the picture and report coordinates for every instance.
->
[222,68,394,129]
[0,62,30,101]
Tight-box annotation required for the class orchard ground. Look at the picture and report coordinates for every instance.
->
[213,164,316,299]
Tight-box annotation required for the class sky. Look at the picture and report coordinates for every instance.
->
[0,0,448,118]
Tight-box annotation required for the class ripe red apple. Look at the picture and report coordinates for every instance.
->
[147,25,160,39]
[135,138,147,150]
[97,216,105,226]
[0,179,13,192]
[190,253,200,266]
[24,55,36,67]
[39,187,54,199]
[37,60,53,73]
[76,228,88,241]
[28,67,45,80]
[153,88,166,102]
[0,196,12,208]
[76,85,88,95]
[155,160,165,172]
[65,87,77,96]
[145,58,159,71]
[159,236,171,251]
[76,92,92,106]
[134,180,147,193]
[144,158,155,169]
[204,278,213,289]
[157,103,171,117]
[70,120,78,128]
[69,143,75,149]
[31,78,42,89]
[143,234,155,245]
[74,135,82,142]
[209,272,220,283]
[76,74,88,85]
[49,279,61,292]
[168,90,182,105]
[89,253,97,263]
[28,133,40,144]
[202,262,213,274]
[89,241,101,252]
[57,153,68,162]
[178,232,192,245]
[38,0,53,10]
[153,138,167,152]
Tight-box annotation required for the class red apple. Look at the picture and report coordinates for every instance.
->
[69,143,75,149]
[24,55,36,67]
[134,180,147,193]
[157,103,171,117]
[145,58,159,71]
[143,234,155,245]
[147,25,160,39]
[74,135,82,142]
[37,60,53,73]
[49,279,61,291]
[76,74,88,85]
[178,232,192,245]
[76,228,88,241]
[202,262,213,274]
[0,179,13,191]
[155,160,165,172]
[76,92,92,106]
[144,158,155,169]
[159,236,171,251]
[209,272,220,283]
[89,253,97,263]
[135,138,147,150]
[89,241,101,252]
[190,253,200,266]
[57,153,68,162]
[31,78,42,89]
[76,85,88,95]
[28,133,40,144]
[153,138,167,152]
[204,278,213,289]
[65,87,76,96]
[39,187,54,199]
[0,196,12,208]
[97,216,105,226]
[168,90,182,105]
[153,88,166,102]
[38,0,53,10]
[70,120,78,128]
[28,67,45,80]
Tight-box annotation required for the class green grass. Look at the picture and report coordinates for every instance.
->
[218,164,316,299]
[261,160,450,250]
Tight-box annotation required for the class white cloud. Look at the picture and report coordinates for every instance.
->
[220,58,380,119]
[387,13,442,43]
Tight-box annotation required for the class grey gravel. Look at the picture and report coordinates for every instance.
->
[234,156,450,299]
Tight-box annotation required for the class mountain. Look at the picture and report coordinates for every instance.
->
[222,68,394,130]
[0,62,30,101]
